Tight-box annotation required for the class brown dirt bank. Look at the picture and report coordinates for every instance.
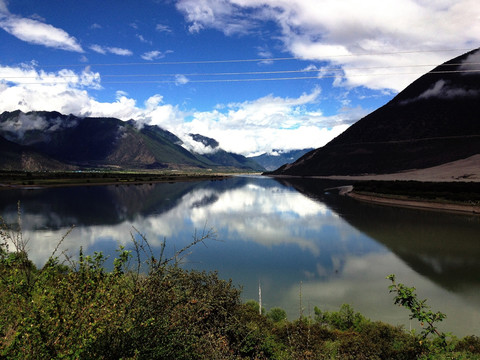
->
[347,191,480,215]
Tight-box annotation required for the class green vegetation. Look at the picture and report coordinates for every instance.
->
[387,274,447,342]
[0,170,231,188]
[1,207,480,359]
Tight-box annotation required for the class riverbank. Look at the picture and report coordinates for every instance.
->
[0,170,233,189]
[347,190,480,215]
[343,180,480,215]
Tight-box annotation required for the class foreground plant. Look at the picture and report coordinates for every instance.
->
[2,205,480,359]
[387,274,447,343]
[0,213,247,359]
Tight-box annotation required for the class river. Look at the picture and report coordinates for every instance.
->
[1,175,479,337]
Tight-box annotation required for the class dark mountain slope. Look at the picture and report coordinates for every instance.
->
[0,111,263,171]
[0,111,212,169]
[0,135,71,171]
[272,49,480,176]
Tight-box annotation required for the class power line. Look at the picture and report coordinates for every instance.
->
[2,62,479,81]
[34,47,474,68]
[4,68,480,85]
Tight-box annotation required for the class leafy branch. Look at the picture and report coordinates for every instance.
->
[387,274,447,343]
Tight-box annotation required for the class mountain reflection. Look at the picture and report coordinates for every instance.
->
[279,177,480,294]
[1,175,480,336]
[0,176,373,273]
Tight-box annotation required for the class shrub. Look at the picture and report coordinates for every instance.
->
[314,303,368,331]
[267,307,287,323]
[2,206,480,359]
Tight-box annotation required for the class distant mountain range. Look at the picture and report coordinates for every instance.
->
[0,110,267,172]
[271,48,480,176]
[249,149,314,171]
[187,133,265,171]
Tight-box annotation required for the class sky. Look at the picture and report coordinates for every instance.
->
[0,0,479,156]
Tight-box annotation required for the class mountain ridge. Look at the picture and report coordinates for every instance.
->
[271,48,480,176]
[0,111,264,172]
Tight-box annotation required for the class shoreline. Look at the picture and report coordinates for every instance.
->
[347,190,480,215]
[0,172,233,190]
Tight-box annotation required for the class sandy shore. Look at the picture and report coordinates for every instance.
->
[319,154,480,183]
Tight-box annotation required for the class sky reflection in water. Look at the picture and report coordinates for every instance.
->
[1,175,479,337]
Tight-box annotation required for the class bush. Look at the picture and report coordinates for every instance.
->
[267,307,287,323]
[314,303,368,331]
[2,206,480,359]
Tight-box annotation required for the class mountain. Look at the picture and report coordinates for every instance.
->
[0,134,72,171]
[188,133,265,171]
[271,48,480,176]
[0,111,261,171]
[249,148,314,171]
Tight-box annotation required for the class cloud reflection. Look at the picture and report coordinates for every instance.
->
[3,177,480,336]
[5,178,359,267]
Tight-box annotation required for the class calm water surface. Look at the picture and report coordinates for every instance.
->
[1,175,479,337]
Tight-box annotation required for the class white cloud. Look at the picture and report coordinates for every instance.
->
[176,0,480,92]
[90,44,132,56]
[0,64,103,114]
[106,47,133,56]
[136,34,152,44]
[171,87,362,155]
[0,13,83,52]
[176,0,258,35]
[141,50,173,61]
[156,24,172,33]
[175,74,189,85]
[0,0,8,14]
[89,44,106,54]
[0,64,364,156]
[418,79,479,99]
[0,112,79,140]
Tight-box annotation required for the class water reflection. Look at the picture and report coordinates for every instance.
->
[1,175,479,336]
[279,178,480,292]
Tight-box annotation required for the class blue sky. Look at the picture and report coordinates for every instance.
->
[0,0,479,156]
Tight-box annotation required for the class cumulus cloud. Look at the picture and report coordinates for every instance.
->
[170,88,363,155]
[176,0,258,35]
[0,13,83,52]
[0,64,104,114]
[90,44,132,56]
[176,0,480,92]
[0,63,365,156]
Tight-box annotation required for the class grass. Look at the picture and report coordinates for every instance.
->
[0,170,233,188]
